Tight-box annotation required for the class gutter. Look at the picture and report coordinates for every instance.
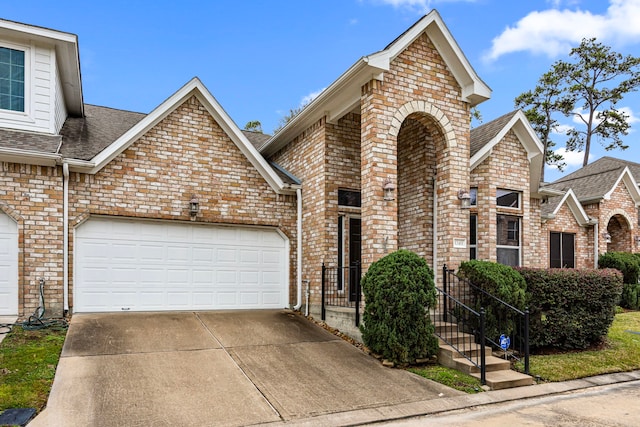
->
[63,163,69,312]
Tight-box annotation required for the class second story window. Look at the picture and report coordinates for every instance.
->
[0,47,25,112]
[496,189,520,209]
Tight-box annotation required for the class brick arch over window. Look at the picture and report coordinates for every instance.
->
[389,101,456,148]
[605,210,633,253]
[604,209,633,231]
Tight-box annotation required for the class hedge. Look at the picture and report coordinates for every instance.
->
[517,268,623,350]
[598,252,640,309]
[360,250,439,365]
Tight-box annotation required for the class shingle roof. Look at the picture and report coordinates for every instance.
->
[544,156,640,202]
[241,130,271,150]
[59,104,146,160]
[469,110,519,157]
[0,128,61,154]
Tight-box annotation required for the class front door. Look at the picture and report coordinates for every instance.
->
[348,217,361,302]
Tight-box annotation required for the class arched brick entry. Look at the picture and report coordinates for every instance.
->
[606,213,632,253]
[397,112,446,265]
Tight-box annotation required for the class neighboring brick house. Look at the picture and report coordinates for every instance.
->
[2,12,636,324]
[541,157,640,269]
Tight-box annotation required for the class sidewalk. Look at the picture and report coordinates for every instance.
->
[270,370,640,426]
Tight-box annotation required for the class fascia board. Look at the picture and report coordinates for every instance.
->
[261,58,383,157]
[604,167,640,204]
[0,147,60,167]
[87,78,292,195]
[554,189,590,226]
[0,20,83,116]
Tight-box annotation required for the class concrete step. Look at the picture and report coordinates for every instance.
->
[470,370,536,390]
[434,321,461,335]
[451,355,511,374]
[438,343,492,360]
[438,332,476,347]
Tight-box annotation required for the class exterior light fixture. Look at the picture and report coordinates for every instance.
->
[602,232,612,244]
[458,189,471,209]
[383,178,395,201]
[189,195,199,218]
[635,236,640,247]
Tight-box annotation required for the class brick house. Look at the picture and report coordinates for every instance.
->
[541,157,640,269]
[0,12,636,324]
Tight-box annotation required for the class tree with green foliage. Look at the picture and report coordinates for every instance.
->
[516,37,640,168]
[515,71,567,181]
[243,120,263,133]
[360,250,438,365]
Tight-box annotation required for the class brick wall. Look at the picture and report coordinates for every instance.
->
[361,33,470,276]
[68,96,298,308]
[470,130,536,267]
[0,163,63,317]
[541,202,594,269]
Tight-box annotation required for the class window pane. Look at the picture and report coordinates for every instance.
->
[0,66,9,80]
[497,215,520,246]
[10,96,23,111]
[470,188,477,206]
[11,64,24,81]
[0,94,9,109]
[562,233,575,268]
[549,232,561,268]
[338,189,361,207]
[0,47,25,112]
[0,48,9,64]
[10,49,24,66]
[470,214,477,245]
[497,248,519,267]
[497,189,520,208]
[470,247,477,260]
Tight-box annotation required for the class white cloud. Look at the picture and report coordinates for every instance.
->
[550,147,591,168]
[484,0,640,62]
[300,88,326,107]
[375,0,475,13]
[553,124,574,135]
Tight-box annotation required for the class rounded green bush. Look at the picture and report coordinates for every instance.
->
[359,250,438,365]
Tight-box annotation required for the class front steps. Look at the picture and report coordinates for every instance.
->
[435,321,535,390]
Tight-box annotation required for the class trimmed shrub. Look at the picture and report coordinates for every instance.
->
[458,260,527,344]
[360,250,438,365]
[598,252,640,285]
[621,282,640,310]
[518,268,623,350]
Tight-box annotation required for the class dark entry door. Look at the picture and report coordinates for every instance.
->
[349,218,361,302]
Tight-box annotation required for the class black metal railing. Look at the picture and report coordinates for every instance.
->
[321,263,362,327]
[432,283,486,385]
[440,265,530,375]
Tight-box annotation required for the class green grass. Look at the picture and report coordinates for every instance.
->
[0,325,67,412]
[408,365,484,393]
[518,311,640,382]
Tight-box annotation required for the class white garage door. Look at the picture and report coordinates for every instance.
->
[0,212,18,315]
[74,217,289,313]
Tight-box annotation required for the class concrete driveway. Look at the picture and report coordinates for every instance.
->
[30,310,459,427]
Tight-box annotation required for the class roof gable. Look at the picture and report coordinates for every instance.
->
[542,189,591,226]
[67,78,297,195]
[470,110,544,193]
[261,9,491,157]
[546,157,640,203]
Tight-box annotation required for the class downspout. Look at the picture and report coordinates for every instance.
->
[433,173,438,280]
[63,163,69,313]
[593,221,599,269]
[293,188,303,310]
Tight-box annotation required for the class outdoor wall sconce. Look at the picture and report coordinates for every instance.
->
[189,195,199,218]
[458,189,471,209]
[383,178,395,201]
[635,236,640,247]
[602,232,612,244]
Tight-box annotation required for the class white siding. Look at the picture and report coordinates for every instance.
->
[53,54,67,133]
[0,42,60,134]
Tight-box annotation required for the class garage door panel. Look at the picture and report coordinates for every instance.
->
[75,218,287,312]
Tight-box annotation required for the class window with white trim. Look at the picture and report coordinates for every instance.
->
[496,189,520,209]
[497,214,520,267]
[0,47,25,112]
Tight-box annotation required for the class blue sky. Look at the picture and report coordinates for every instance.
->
[4,0,640,182]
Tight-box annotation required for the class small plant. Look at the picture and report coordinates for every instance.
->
[360,250,438,365]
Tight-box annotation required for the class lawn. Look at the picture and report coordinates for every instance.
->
[522,311,640,382]
[0,325,67,413]
[408,365,484,393]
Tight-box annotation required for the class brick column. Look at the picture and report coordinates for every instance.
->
[361,79,398,270]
